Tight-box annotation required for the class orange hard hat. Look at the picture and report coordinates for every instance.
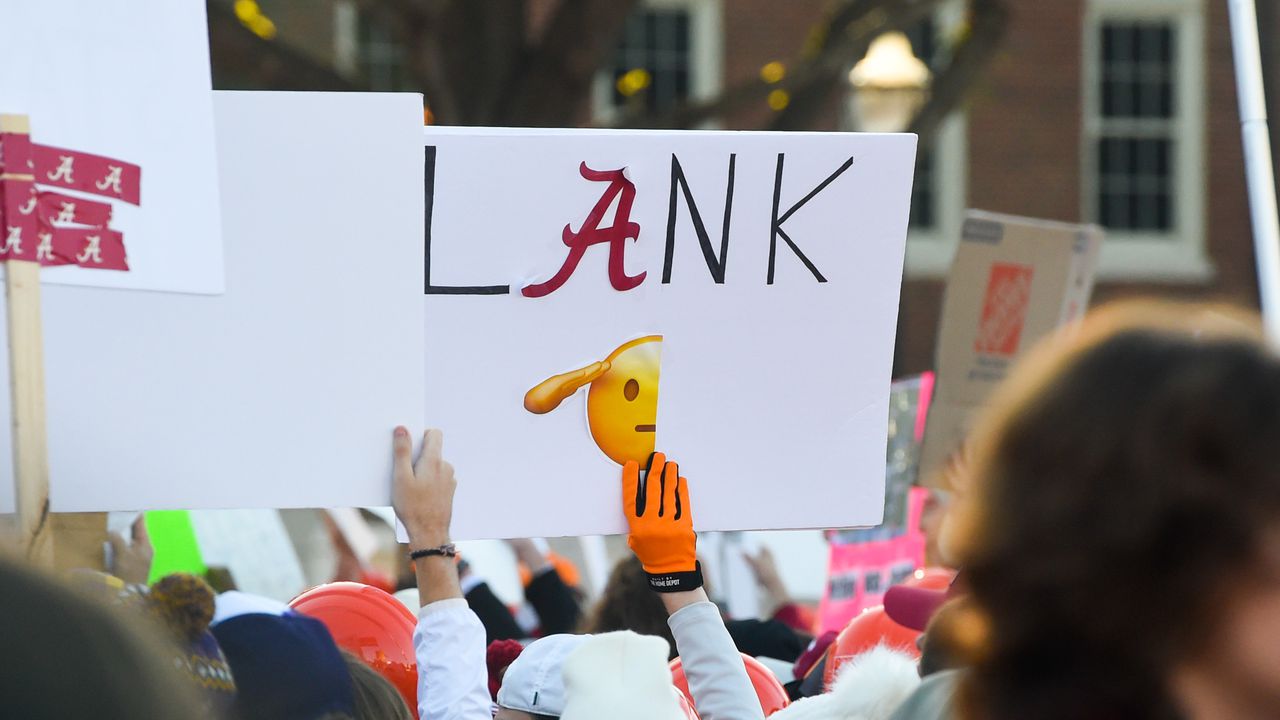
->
[671,653,789,716]
[823,604,921,690]
[290,582,417,710]
[517,551,582,588]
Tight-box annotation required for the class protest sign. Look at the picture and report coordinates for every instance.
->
[817,487,928,633]
[2,101,911,534]
[188,510,308,601]
[425,129,916,539]
[145,510,207,583]
[919,211,1102,485]
[0,0,224,294]
[0,91,426,513]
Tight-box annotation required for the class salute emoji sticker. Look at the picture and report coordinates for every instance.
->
[524,335,663,465]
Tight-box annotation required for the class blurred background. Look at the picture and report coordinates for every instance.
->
[207,0,1280,375]
[194,0,1280,609]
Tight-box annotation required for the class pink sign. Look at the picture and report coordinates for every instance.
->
[817,487,928,633]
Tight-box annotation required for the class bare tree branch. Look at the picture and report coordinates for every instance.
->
[907,0,1008,155]
[766,0,947,131]
[499,0,640,126]
[612,0,949,130]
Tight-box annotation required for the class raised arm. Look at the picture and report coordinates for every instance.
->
[393,427,492,720]
[622,453,765,720]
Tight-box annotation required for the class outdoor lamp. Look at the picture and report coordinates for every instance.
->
[847,32,931,133]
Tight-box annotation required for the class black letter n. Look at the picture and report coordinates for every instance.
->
[662,154,736,284]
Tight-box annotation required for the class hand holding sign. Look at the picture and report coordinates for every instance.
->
[392,427,456,549]
[624,452,700,593]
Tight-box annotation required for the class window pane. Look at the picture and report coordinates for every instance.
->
[909,150,936,229]
[1099,20,1175,119]
[903,19,938,231]
[357,13,408,91]
[610,8,694,114]
[1096,137,1174,232]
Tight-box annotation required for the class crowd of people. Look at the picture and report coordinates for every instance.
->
[4,298,1280,719]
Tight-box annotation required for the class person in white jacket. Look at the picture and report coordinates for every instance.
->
[391,427,763,720]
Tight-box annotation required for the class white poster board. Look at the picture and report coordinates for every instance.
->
[190,510,308,602]
[0,0,224,293]
[0,91,426,512]
[425,129,916,539]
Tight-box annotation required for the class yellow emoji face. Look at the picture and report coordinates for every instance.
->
[586,336,662,465]
[524,335,663,466]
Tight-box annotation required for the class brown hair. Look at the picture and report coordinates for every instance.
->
[340,650,414,720]
[950,301,1280,719]
[580,556,676,657]
[0,557,202,719]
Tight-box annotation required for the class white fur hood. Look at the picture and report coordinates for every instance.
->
[769,645,920,720]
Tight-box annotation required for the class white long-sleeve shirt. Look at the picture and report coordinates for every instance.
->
[413,598,492,720]
[413,597,763,720]
[668,601,767,720]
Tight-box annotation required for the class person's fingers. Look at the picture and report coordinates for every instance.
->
[107,530,127,555]
[131,515,151,548]
[393,426,414,486]
[660,461,678,518]
[675,475,690,524]
[106,531,127,575]
[623,460,641,518]
[417,428,444,478]
[644,452,665,519]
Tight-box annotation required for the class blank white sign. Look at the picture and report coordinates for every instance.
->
[0,91,426,512]
[0,0,225,294]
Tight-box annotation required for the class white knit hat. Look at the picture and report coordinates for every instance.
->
[559,631,687,720]
[497,634,588,715]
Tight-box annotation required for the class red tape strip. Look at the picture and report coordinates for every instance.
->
[32,143,140,205]
[1,127,136,271]
[37,190,113,227]
[0,131,38,262]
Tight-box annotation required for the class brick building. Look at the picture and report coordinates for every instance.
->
[212,0,1277,375]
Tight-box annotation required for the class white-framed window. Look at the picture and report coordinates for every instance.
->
[1083,0,1211,281]
[333,1,409,91]
[592,0,723,125]
[891,3,969,278]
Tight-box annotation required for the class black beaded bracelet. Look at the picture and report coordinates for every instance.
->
[410,543,458,561]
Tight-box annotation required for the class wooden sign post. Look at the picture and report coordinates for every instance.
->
[2,114,53,566]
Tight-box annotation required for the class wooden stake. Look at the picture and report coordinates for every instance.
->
[2,114,52,567]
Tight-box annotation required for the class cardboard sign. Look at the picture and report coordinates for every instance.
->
[0,0,224,293]
[425,129,916,539]
[919,211,1102,484]
[0,92,426,513]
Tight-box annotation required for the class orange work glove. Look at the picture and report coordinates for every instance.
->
[623,452,701,593]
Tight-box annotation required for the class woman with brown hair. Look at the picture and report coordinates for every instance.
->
[580,555,679,654]
[947,301,1280,720]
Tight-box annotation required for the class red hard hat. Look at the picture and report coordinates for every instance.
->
[671,653,790,716]
[672,687,701,719]
[290,582,417,710]
[823,605,921,690]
